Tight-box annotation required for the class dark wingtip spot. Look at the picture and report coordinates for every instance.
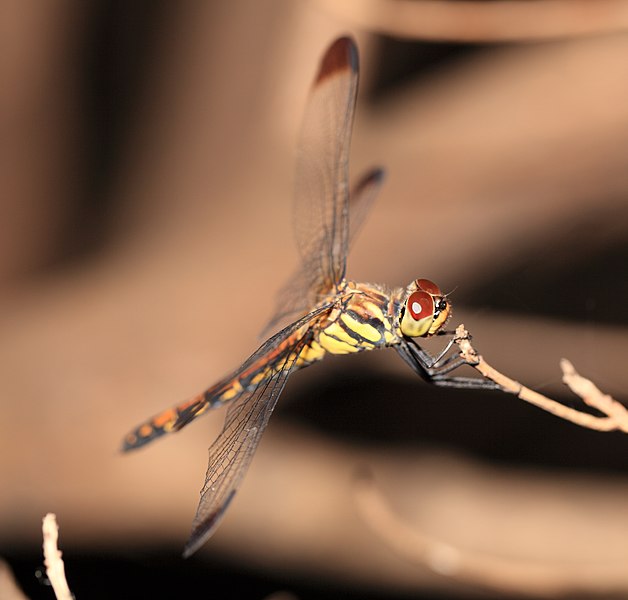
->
[366,167,385,185]
[182,490,237,558]
[353,167,385,199]
[182,511,220,558]
[316,36,358,86]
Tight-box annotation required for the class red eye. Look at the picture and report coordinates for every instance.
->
[408,291,434,320]
[415,279,442,295]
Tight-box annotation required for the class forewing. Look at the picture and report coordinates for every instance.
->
[293,36,359,297]
[180,305,331,557]
[347,167,384,247]
[182,334,308,557]
[261,167,384,339]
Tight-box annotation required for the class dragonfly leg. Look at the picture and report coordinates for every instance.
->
[430,336,457,366]
[396,338,501,391]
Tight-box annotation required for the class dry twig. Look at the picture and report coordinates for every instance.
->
[316,0,628,42]
[0,559,28,600]
[354,471,628,596]
[42,514,73,600]
[454,324,628,433]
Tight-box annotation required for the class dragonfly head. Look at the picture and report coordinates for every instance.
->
[399,278,451,338]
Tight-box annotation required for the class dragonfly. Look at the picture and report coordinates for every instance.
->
[122,36,496,557]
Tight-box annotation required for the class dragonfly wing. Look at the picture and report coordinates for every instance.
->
[180,304,332,556]
[260,167,384,339]
[259,267,313,340]
[347,167,384,247]
[182,334,308,557]
[293,36,358,297]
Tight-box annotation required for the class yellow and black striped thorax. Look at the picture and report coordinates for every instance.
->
[308,281,400,357]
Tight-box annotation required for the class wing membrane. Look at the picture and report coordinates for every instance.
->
[293,37,359,298]
[261,167,384,338]
[181,303,333,556]
[346,167,384,248]
[182,334,309,557]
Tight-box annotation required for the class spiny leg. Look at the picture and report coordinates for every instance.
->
[396,338,501,390]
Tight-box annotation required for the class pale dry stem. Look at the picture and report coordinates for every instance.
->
[354,472,628,596]
[316,0,628,42]
[42,514,73,600]
[0,559,29,600]
[454,324,628,433]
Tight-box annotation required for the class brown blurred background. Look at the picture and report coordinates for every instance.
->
[1,1,628,598]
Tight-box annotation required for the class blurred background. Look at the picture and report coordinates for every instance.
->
[1,1,628,598]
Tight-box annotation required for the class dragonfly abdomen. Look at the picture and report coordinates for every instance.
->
[121,379,240,451]
[123,330,324,452]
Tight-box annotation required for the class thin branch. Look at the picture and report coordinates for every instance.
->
[454,324,628,433]
[42,514,73,600]
[354,471,628,596]
[316,0,628,42]
[0,559,29,600]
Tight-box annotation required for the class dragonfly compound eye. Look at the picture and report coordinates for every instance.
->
[400,290,436,338]
[408,291,434,320]
[415,278,442,296]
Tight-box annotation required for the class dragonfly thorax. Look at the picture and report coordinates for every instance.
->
[399,278,451,338]
[310,281,397,355]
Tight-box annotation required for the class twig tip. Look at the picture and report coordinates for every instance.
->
[560,358,575,377]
